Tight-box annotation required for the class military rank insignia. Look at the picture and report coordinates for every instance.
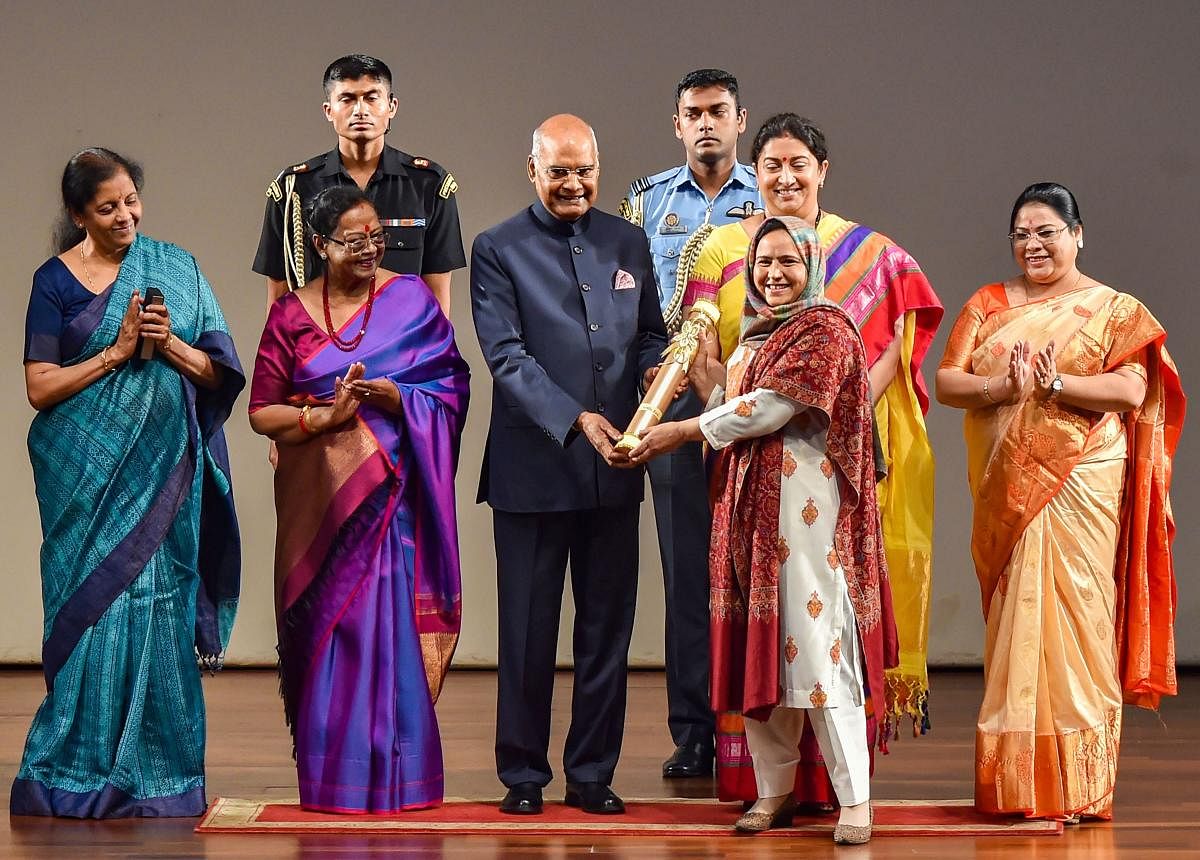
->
[439,173,458,199]
[266,179,282,202]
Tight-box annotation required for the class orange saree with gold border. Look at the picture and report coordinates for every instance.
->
[940,282,1184,818]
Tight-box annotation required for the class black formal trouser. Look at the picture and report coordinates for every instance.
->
[645,390,715,750]
[493,504,639,788]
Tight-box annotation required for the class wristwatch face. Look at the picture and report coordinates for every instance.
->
[1051,375,1064,393]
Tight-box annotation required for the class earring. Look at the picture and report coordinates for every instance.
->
[1077,240,1084,249]
[319,253,328,260]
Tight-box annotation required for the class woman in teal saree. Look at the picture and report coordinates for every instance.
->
[12,148,244,818]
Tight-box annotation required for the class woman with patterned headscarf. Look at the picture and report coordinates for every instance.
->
[628,217,896,843]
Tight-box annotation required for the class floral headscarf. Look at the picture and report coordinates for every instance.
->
[740,216,828,346]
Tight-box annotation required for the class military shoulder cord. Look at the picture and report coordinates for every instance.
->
[282,174,305,292]
[664,223,713,334]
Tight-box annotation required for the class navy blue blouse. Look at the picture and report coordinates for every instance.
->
[24,257,105,364]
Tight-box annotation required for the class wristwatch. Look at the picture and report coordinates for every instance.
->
[1049,374,1064,396]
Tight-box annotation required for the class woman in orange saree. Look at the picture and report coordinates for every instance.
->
[936,182,1184,820]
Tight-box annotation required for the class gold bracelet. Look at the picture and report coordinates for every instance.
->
[100,347,113,373]
[981,375,994,403]
[298,405,318,436]
[163,331,174,353]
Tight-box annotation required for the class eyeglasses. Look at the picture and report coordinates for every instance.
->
[324,231,389,254]
[1008,225,1072,245]
[541,165,597,181]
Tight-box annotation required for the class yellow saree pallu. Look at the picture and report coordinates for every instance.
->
[943,281,1184,819]
[874,312,935,733]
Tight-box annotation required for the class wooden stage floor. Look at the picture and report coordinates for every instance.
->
[2,668,1197,858]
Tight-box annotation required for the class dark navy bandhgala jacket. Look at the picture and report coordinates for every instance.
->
[470,201,668,512]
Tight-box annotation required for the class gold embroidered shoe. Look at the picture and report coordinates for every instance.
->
[832,803,872,844]
[733,797,795,834]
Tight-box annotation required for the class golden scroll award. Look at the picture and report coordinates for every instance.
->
[615,299,721,452]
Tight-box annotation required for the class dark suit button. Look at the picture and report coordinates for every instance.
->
[573,246,583,254]
[594,362,603,372]
[581,283,591,291]
[589,323,599,332]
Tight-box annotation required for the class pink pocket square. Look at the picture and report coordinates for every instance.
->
[614,269,636,291]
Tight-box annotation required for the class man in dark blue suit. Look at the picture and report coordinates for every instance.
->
[471,114,667,816]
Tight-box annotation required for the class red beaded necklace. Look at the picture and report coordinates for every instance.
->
[322,273,376,352]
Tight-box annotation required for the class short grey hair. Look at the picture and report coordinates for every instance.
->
[530,124,599,160]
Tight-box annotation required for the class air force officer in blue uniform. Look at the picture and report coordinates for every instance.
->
[470,114,668,816]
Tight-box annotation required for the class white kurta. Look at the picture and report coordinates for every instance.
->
[700,343,864,711]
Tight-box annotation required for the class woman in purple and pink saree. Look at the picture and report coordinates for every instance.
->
[249,188,469,813]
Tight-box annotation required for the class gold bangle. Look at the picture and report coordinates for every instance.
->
[163,331,174,353]
[298,405,318,436]
[981,375,994,403]
[100,347,113,373]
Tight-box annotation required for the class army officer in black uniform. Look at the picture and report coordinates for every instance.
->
[253,54,465,316]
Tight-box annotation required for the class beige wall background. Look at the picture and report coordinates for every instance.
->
[0,1,1195,667]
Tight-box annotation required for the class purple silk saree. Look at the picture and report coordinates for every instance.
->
[250,275,469,813]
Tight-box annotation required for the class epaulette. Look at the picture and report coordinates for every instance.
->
[265,155,324,202]
[403,153,445,175]
[403,153,457,199]
[626,167,676,198]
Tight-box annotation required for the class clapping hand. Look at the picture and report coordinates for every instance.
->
[111,291,141,362]
[1031,340,1057,399]
[345,376,402,413]
[1007,340,1032,402]
[324,362,367,428]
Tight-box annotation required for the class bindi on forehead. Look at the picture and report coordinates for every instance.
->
[341,219,380,235]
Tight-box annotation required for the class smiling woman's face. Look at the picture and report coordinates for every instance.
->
[755,135,827,221]
[753,227,809,307]
[77,170,141,254]
[1011,202,1082,285]
[323,201,385,282]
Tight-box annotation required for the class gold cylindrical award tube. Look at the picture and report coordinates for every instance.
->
[615,299,720,452]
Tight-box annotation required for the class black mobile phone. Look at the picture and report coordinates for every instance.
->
[138,287,165,361]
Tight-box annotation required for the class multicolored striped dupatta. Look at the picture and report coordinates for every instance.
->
[819,213,942,732]
[14,235,243,818]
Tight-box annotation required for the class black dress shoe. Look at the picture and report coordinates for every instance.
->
[662,743,714,778]
[564,782,625,814]
[499,782,543,815]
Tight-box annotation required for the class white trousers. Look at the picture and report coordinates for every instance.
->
[743,705,870,806]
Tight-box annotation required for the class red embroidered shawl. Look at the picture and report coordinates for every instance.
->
[710,303,898,735]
